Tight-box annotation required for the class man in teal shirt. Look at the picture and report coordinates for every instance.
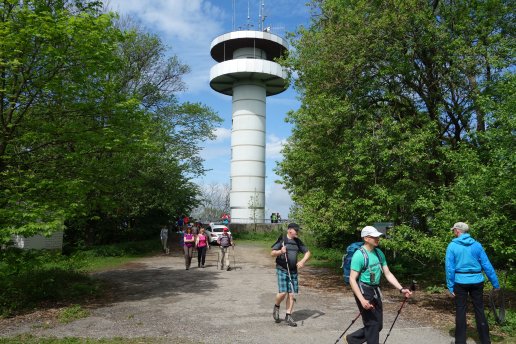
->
[347,226,412,344]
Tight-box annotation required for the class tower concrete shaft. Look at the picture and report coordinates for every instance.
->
[209,31,288,223]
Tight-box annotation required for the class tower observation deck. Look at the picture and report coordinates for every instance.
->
[209,30,288,223]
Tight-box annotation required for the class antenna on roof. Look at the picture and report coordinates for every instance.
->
[232,0,236,31]
[248,1,255,29]
[259,0,267,31]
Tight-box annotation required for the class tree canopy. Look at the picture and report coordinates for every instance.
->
[278,0,515,266]
[0,0,221,245]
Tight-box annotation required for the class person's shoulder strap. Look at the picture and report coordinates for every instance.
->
[271,234,283,248]
[358,247,369,272]
[293,237,303,250]
[373,248,385,271]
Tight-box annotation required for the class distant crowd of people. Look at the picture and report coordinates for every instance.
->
[159,215,234,271]
[270,212,282,223]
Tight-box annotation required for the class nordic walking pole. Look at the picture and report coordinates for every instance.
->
[232,244,236,269]
[334,296,378,344]
[283,241,297,302]
[382,281,417,344]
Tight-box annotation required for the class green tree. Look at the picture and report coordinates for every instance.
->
[0,0,125,240]
[278,0,514,265]
[0,1,222,245]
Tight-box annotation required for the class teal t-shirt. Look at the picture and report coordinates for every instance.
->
[350,247,387,285]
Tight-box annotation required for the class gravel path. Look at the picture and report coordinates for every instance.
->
[0,242,479,343]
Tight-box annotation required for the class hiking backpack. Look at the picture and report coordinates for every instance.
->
[341,242,382,285]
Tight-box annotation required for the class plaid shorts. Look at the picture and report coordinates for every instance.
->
[276,267,299,293]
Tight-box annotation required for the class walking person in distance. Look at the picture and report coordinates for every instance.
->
[183,226,195,270]
[160,225,169,254]
[217,227,234,271]
[196,227,210,268]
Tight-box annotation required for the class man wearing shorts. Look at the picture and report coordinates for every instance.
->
[270,223,311,327]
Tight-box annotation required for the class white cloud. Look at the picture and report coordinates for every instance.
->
[107,0,227,93]
[213,127,232,142]
[200,145,230,161]
[266,182,293,219]
[266,134,286,159]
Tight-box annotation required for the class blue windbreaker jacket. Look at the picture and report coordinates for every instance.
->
[445,233,499,293]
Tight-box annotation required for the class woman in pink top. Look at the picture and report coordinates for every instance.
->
[195,227,210,268]
[183,227,195,270]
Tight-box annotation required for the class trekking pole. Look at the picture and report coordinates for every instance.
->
[232,244,236,269]
[334,296,377,344]
[283,241,297,302]
[382,281,417,344]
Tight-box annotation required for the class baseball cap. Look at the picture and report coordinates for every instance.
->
[361,226,384,238]
[451,222,469,232]
[288,223,301,232]
[223,227,228,232]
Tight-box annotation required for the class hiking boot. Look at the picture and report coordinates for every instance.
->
[285,314,297,327]
[272,305,280,323]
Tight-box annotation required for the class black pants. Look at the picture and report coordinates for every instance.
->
[197,246,207,266]
[454,282,491,344]
[347,285,383,344]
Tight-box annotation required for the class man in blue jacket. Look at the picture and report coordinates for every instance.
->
[445,222,500,344]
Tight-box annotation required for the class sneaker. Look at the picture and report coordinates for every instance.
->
[273,305,280,323]
[227,266,231,271]
[285,314,297,327]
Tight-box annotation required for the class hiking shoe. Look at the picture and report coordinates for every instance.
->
[273,305,280,323]
[285,314,297,327]
[227,266,231,271]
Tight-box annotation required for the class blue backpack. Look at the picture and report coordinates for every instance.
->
[342,242,382,285]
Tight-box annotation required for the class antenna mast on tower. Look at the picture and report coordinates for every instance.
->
[259,0,267,31]
[232,0,236,31]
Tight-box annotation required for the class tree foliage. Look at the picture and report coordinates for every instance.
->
[0,0,221,245]
[278,0,515,266]
[192,183,230,222]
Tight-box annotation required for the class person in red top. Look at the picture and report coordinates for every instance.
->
[195,227,210,268]
[183,226,195,270]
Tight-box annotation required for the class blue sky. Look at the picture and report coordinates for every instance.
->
[107,0,311,218]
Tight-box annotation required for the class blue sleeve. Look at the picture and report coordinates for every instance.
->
[476,243,499,289]
[445,244,456,293]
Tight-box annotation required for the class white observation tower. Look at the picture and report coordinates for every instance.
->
[209,30,288,223]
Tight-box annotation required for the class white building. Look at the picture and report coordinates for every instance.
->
[209,30,289,223]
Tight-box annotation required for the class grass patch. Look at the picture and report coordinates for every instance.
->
[234,230,342,269]
[58,305,90,324]
[0,240,160,317]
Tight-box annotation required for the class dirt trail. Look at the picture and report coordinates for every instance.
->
[0,242,497,343]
